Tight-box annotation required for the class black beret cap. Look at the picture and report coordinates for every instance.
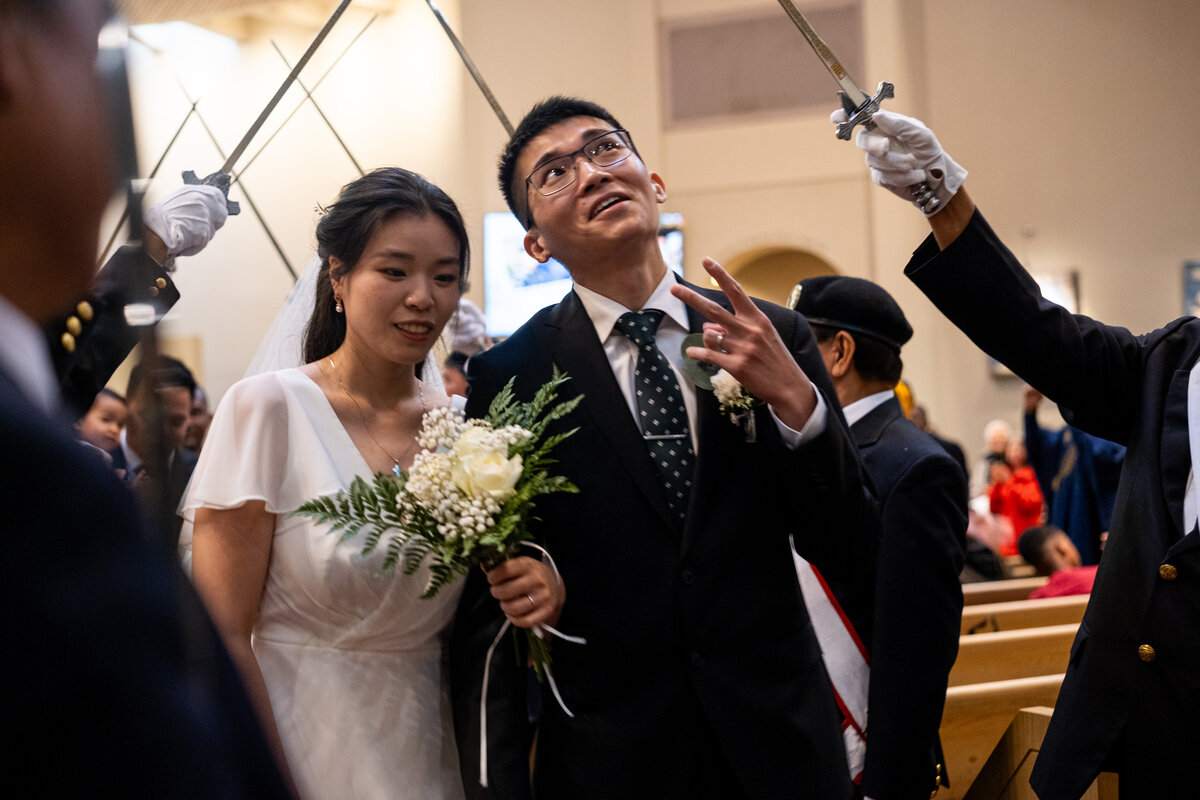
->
[788,275,913,352]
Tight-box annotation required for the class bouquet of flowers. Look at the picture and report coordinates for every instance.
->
[296,369,582,676]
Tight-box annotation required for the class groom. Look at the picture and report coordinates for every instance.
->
[452,96,876,799]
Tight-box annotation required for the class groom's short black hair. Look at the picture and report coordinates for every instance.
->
[498,96,636,228]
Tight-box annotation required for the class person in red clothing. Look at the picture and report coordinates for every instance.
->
[986,438,1044,555]
[1018,524,1098,599]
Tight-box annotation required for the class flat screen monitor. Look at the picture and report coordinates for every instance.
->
[482,211,684,338]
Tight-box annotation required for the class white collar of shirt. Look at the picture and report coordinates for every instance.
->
[0,292,59,416]
[572,269,690,346]
[841,389,895,428]
[573,269,697,449]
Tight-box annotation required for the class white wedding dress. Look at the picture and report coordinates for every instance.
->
[179,368,465,800]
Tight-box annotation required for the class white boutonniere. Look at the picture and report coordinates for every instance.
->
[681,333,762,442]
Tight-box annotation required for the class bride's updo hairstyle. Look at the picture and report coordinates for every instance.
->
[302,167,470,364]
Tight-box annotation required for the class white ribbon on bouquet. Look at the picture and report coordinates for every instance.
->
[479,541,585,789]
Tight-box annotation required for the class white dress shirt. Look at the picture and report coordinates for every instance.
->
[841,389,895,428]
[571,269,827,451]
[1183,359,1200,535]
[0,292,60,416]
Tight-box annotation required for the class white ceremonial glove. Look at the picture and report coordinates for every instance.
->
[831,108,967,216]
[143,184,229,269]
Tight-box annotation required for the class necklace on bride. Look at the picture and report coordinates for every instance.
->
[327,356,429,477]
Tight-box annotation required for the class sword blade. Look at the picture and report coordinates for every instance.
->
[178,81,298,281]
[234,13,377,181]
[271,39,364,176]
[220,0,354,173]
[424,0,514,136]
[775,0,869,107]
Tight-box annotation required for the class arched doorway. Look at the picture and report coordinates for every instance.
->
[722,246,838,307]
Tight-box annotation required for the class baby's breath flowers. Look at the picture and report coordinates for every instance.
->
[296,369,581,600]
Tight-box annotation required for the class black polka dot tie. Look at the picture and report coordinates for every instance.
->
[615,309,695,521]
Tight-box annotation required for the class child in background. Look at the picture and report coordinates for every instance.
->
[75,388,128,456]
[440,351,470,398]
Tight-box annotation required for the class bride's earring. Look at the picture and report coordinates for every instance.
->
[335,297,344,313]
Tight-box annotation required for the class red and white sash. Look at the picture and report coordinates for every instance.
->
[791,539,870,785]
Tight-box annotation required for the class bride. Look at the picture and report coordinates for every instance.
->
[179,168,563,799]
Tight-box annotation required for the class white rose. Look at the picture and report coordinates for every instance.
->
[450,426,523,501]
[711,369,743,405]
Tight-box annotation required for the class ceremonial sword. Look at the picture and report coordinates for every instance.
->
[236,13,378,180]
[423,0,514,136]
[271,39,364,176]
[774,0,939,213]
[183,0,354,214]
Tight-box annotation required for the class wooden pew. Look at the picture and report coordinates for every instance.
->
[963,706,1118,800]
[949,623,1077,687]
[1000,554,1037,579]
[939,675,1064,799]
[963,576,1048,605]
[961,595,1089,635]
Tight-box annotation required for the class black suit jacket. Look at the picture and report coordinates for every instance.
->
[110,442,198,547]
[48,244,180,417]
[839,397,966,799]
[0,369,288,798]
[451,281,875,799]
[906,209,1200,799]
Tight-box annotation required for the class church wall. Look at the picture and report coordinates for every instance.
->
[121,0,1200,465]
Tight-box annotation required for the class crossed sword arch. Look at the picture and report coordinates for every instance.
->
[104,0,514,283]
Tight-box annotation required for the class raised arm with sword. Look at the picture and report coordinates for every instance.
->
[183,0,355,214]
[774,0,941,214]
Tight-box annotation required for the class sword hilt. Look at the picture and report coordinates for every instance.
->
[835,81,894,140]
[836,81,942,215]
[181,169,241,215]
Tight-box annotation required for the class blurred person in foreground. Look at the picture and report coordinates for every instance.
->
[0,0,289,795]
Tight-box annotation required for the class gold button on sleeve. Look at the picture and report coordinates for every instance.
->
[1138,644,1156,662]
[149,286,159,297]
[155,277,167,289]
[60,332,75,353]
[76,301,93,321]
[66,316,82,336]
[1159,564,1178,581]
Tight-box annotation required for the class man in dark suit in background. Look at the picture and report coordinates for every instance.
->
[1023,385,1125,566]
[791,275,967,798]
[452,96,875,799]
[838,103,1199,798]
[0,1,288,795]
[111,354,200,545]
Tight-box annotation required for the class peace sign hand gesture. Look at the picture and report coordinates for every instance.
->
[669,257,819,433]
